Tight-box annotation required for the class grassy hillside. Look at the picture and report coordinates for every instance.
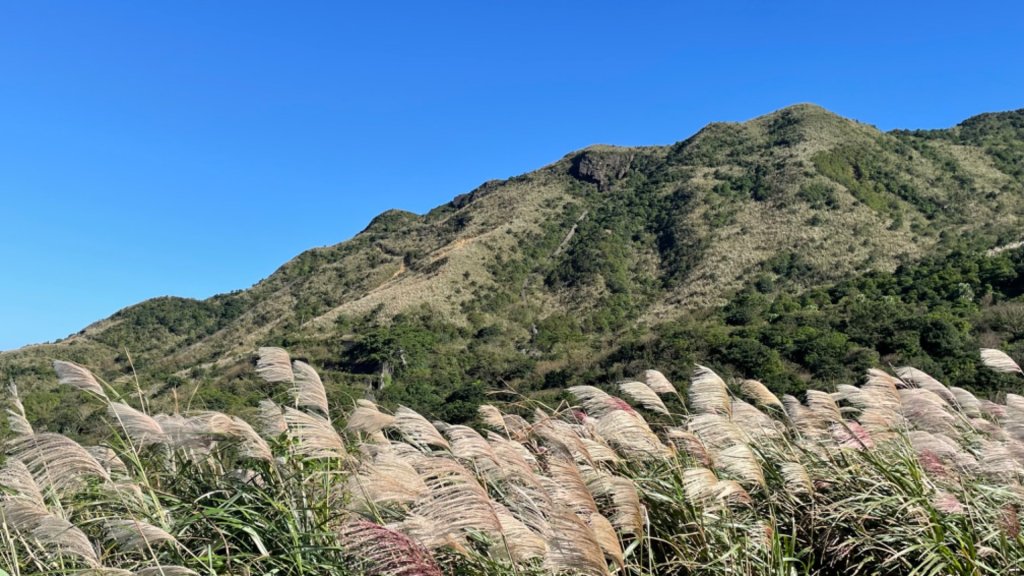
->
[3,104,1024,438]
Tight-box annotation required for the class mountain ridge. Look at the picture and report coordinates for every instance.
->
[4,102,1024,434]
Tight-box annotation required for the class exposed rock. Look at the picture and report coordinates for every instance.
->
[570,148,635,191]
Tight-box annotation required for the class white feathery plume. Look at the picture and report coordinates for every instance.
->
[589,511,624,569]
[5,381,33,436]
[86,446,129,476]
[665,428,711,466]
[282,407,347,460]
[618,381,670,415]
[688,413,745,451]
[255,347,294,383]
[714,443,765,489]
[805,390,842,424]
[134,567,199,576]
[53,360,107,398]
[643,369,677,395]
[411,457,502,545]
[486,433,540,482]
[585,470,644,536]
[863,369,904,412]
[980,348,1022,374]
[949,387,982,418]
[346,401,396,435]
[782,394,827,437]
[594,410,671,459]
[831,420,875,450]
[228,416,274,461]
[478,404,506,430]
[291,360,329,417]
[739,379,783,411]
[0,459,46,508]
[568,385,636,417]
[580,438,620,464]
[899,389,957,435]
[493,503,548,562]
[338,519,443,576]
[682,467,719,503]
[445,425,501,474]
[0,499,99,567]
[348,450,428,511]
[779,461,813,495]
[391,406,450,450]
[895,367,956,405]
[108,402,166,447]
[8,433,111,495]
[543,505,609,576]
[544,458,599,516]
[730,399,782,440]
[103,518,178,552]
[690,365,731,416]
[258,399,288,437]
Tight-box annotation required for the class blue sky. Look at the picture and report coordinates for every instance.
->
[1,1,1022,350]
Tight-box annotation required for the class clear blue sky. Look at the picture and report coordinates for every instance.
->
[1,1,1022,350]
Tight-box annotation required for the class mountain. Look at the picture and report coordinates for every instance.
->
[4,103,1024,435]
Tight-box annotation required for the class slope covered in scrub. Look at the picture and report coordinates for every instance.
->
[3,105,1024,435]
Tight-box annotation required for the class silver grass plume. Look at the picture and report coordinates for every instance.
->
[282,407,347,460]
[899,388,957,435]
[895,366,957,405]
[0,459,46,508]
[739,379,784,411]
[543,505,609,576]
[53,360,107,399]
[410,457,502,545]
[730,399,782,441]
[291,359,329,417]
[255,347,294,383]
[86,446,129,476]
[133,567,199,576]
[980,348,1023,374]
[589,511,624,569]
[780,461,813,495]
[585,470,644,536]
[103,518,178,553]
[257,399,288,437]
[445,425,501,475]
[8,433,111,495]
[227,416,274,461]
[108,402,166,447]
[347,449,428,511]
[618,381,670,415]
[804,390,842,424]
[950,387,982,418]
[345,400,396,435]
[594,410,671,459]
[391,406,450,450]
[5,381,33,436]
[690,365,731,416]
[643,369,677,395]
[568,385,637,418]
[493,504,548,562]
[0,499,99,567]
[714,443,766,489]
[688,413,745,451]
